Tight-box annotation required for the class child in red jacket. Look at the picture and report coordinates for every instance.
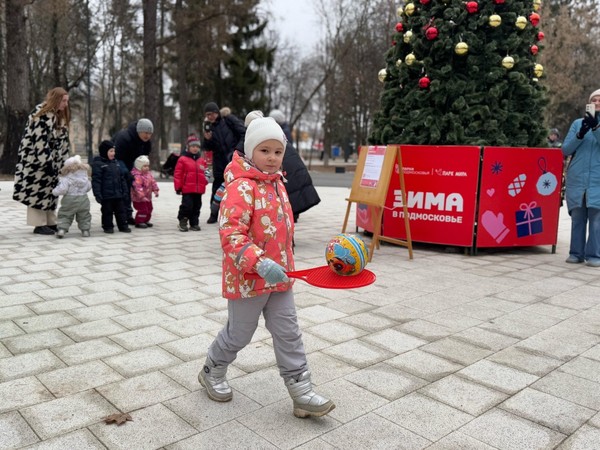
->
[174,134,208,231]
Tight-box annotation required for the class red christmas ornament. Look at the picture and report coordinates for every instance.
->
[529,12,540,26]
[395,22,404,33]
[530,44,539,55]
[425,26,438,40]
[536,31,545,41]
[493,0,505,3]
[420,0,431,4]
[392,40,397,46]
[466,1,478,13]
[419,76,431,89]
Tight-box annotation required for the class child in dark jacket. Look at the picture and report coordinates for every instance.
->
[91,140,131,234]
[174,134,208,232]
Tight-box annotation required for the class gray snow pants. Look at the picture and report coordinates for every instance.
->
[56,195,92,231]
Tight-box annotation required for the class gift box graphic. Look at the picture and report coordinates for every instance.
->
[515,202,543,237]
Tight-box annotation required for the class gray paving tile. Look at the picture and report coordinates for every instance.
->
[0,410,39,448]
[559,356,600,384]
[76,290,128,306]
[375,392,474,441]
[51,337,125,365]
[103,346,182,377]
[362,329,427,354]
[300,331,334,353]
[480,316,546,339]
[0,342,10,358]
[111,309,175,330]
[296,305,347,324]
[0,320,24,339]
[97,371,188,411]
[28,298,85,314]
[425,431,496,450]
[13,312,80,333]
[89,403,196,450]
[110,325,179,350]
[236,398,340,449]
[0,349,65,382]
[3,329,74,354]
[0,292,42,308]
[305,351,358,385]
[67,304,128,322]
[499,388,595,435]
[161,315,223,337]
[557,425,600,450]
[321,339,394,368]
[115,295,171,312]
[532,371,600,410]
[339,312,399,331]
[23,429,106,450]
[488,346,563,377]
[316,378,388,424]
[0,305,33,320]
[517,327,599,361]
[0,376,54,413]
[421,374,508,415]
[424,312,483,333]
[159,333,215,361]
[21,390,117,440]
[230,340,278,372]
[590,411,600,428]
[344,363,426,401]
[229,367,288,406]
[396,319,454,341]
[164,390,262,432]
[60,319,128,342]
[165,421,278,450]
[306,320,368,343]
[458,360,539,394]
[321,413,430,449]
[387,349,463,382]
[459,408,566,450]
[38,360,123,397]
[420,337,493,365]
[159,301,213,319]
[452,327,519,351]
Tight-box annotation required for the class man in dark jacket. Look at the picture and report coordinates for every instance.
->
[202,102,246,223]
[113,118,153,223]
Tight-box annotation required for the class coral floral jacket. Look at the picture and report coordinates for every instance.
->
[219,152,295,299]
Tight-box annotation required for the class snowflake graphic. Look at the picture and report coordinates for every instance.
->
[491,161,503,175]
[543,179,551,189]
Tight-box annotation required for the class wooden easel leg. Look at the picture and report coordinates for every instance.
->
[342,201,352,234]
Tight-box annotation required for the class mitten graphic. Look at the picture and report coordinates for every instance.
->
[481,211,510,243]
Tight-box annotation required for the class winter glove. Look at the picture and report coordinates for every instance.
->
[256,258,289,284]
[584,112,599,129]
[577,121,591,139]
[95,197,102,204]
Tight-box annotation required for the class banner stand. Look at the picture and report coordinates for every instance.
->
[342,145,413,261]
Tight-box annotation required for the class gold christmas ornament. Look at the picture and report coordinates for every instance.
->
[502,56,515,69]
[403,30,413,43]
[515,16,527,30]
[489,14,502,27]
[396,6,404,17]
[405,3,415,16]
[395,59,403,68]
[405,53,416,65]
[455,42,469,55]
[533,0,541,11]
[378,68,387,82]
[533,63,544,77]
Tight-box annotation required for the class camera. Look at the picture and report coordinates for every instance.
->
[203,121,212,133]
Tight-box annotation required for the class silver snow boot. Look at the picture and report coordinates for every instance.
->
[198,356,232,402]
[285,371,335,418]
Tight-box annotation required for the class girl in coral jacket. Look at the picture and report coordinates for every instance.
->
[198,116,335,419]
[130,155,159,228]
[173,134,208,231]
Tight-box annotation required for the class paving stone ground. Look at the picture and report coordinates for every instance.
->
[1,178,599,449]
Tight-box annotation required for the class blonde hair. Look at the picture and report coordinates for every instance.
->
[35,87,70,127]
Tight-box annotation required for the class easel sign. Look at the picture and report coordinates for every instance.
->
[342,145,413,260]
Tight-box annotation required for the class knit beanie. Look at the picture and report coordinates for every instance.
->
[590,89,600,103]
[134,155,150,170]
[269,109,286,124]
[186,134,201,148]
[136,118,154,133]
[244,110,264,127]
[244,117,286,161]
[99,140,115,158]
[204,102,220,114]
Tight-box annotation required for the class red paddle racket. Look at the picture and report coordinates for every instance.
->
[246,265,376,289]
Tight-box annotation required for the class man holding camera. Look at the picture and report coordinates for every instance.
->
[202,102,246,223]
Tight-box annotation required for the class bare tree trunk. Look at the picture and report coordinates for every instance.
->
[174,0,189,150]
[143,0,160,168]
[1,0,30,174]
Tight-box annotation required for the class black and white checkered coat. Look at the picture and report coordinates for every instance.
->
[13,105,70,211]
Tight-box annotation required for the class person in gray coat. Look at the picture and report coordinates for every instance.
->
[562,88,600,267]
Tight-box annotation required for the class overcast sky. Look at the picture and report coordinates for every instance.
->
[264,0,322,54]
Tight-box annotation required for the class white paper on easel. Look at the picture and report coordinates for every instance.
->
[360,146,386,188]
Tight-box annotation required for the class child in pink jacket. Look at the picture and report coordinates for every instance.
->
[198,115,335,419]
[130,155,159,228]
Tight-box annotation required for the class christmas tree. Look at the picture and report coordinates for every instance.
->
[369,0,547,147]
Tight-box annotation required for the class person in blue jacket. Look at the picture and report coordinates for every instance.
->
[562,89,600,267]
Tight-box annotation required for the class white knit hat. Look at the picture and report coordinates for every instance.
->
[590,89,600,103]
[269,109,286,124]
[136,118,154,133]
[244,117,286,160]
[244,110,264,127]
[134,155,150,170]
[64,155,82,167]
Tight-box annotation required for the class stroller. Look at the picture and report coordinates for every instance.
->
[160,152,180,179]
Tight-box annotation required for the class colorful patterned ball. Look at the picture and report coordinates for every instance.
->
[325,234,369,276]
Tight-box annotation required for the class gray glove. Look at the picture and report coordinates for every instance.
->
[257,258,289,284]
